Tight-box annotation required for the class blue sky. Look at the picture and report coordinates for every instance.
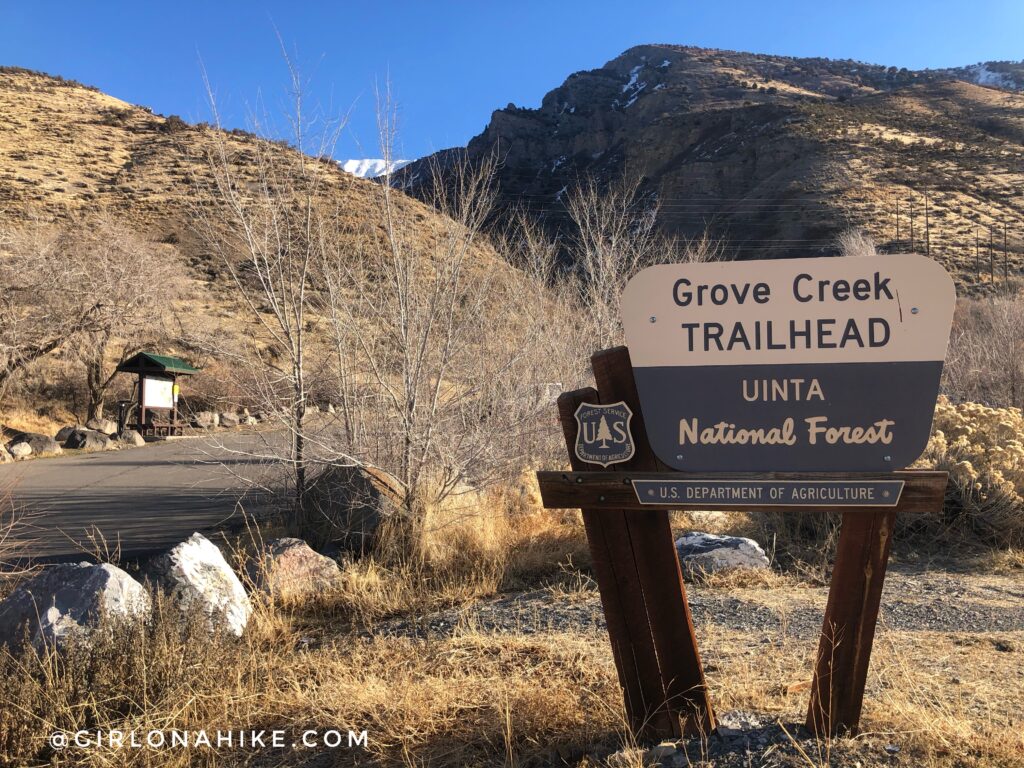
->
[1,1,1021,160]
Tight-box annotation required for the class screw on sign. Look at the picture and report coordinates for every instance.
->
[536,254,955,741]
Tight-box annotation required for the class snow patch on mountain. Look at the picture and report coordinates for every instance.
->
[622,64,644,93]
[340,158,412,178]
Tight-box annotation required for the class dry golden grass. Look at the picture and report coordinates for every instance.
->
[2,458,1022,767]
[697,622,1024,768]
[3,440,1023,767]
[0,403,76,440]
[4,549,1022,767]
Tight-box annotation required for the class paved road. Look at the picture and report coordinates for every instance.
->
[0,434,284,562]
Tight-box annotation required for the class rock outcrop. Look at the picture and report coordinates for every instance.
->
[218,412,240,428]
[400,46,1024,291]
[118,430,146,447]
[192,411,219,428]
[55,425,80,442]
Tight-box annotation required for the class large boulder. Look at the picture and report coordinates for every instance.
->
[675,533,770,577]
[305,465,403,551]
[146,533,251,636]
[0,563,150,649]
[64,429,113,451]
[55,425,81,443]
[191,411,219,428]
[247,538,343,600]
[85,417,118,436]
[118,430,146,447]
[7,432,62,458]
[218,412,240,428]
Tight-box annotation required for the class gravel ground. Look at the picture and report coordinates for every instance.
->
[631,709,910,768]
[369,563,1024,766]
[372,564,1024,641]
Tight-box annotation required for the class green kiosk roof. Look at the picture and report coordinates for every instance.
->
[116,352,200,376]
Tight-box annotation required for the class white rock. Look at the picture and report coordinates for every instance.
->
[675,532,770,576]
[85,417,118,436]
[7,441,32,459]
[146,533,251,636]
[0,562,150,649]
[118,430,147,447]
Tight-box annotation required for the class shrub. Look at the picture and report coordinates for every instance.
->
[943,296,1024,408]
[917,397,1024,547]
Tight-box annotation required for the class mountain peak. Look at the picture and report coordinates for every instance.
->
[401,46,1024,292]
[341,158,412,179]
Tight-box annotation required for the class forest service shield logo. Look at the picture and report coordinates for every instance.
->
[574,401,635,467]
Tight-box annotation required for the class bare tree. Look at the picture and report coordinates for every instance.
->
[68,217,186,420]
[564,174,662,349]
[563,175,723,349]
[318,98,513,519]
[190,55,346,512]
[0,218,183,420]
[0,223,98,404]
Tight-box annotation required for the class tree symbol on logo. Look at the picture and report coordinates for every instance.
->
[597,415,613,448]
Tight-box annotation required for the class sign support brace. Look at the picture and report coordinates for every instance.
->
[557,346,715,740]
[549,346,948,741]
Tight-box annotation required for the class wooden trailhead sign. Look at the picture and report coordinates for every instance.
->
[535,254,954,741]
[621,254,956,472]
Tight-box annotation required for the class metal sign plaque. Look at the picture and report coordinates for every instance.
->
[632,478,905,507]
[574,401,635,467]
[621,254,955,472]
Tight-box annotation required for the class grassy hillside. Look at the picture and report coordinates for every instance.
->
[2,66,496,263]
[0,66,511,430]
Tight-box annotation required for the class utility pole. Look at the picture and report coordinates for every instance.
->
[924,189,931,257]
[1005,219,1009,280]
[990,227,995,283]
[909,197,915,253]
[976,228,980,279]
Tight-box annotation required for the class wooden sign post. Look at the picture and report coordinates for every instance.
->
[536,255,955,740]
